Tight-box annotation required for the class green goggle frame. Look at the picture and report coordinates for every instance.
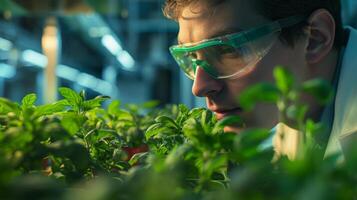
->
[170,15,306,79]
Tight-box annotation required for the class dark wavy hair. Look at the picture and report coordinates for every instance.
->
[163,0,344,49]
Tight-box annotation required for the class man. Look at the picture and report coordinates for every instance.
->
[163,0,357,159]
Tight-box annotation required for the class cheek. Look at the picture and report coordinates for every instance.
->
[255,41,305,80]
[224,43,296,127]
[224,73,259,96]
[240,42,308,127]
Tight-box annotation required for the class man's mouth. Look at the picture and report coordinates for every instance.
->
[211,107,243,120]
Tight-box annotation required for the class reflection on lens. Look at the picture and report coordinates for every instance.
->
[171,31,280,80]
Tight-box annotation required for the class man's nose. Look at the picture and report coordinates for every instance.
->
[192,66,223,97]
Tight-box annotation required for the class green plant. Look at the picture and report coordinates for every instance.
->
[0,67,355,200]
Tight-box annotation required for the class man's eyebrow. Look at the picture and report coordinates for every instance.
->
[177,27,243,45]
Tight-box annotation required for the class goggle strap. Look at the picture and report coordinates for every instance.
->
[242,15,305,45]
[243,23,281,43]
[277,15,306,29]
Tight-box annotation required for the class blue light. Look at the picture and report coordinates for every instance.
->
[116,50,135,70]
[0,38,13,51]
[57,65,80,82]
[95,80,112,96]
[77,73,99,89]
[100,34,136,71]
[20,49,114,96]
[22,50,48,68]
[56,64,114,96]
[0,63,16,78]
[101,34,122,55]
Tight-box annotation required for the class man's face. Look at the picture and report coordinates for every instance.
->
[177,0,309,132]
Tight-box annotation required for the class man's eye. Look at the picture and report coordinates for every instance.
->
[216,46,240,56]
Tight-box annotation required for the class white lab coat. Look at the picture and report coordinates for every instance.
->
[325,26,357,160]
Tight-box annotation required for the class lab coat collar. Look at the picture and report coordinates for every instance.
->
[325,26,357,159]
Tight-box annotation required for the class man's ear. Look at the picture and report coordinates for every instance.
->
[305,9,336,64]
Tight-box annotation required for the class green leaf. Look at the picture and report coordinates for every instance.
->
[177,104,190,125]
[116,110,133,121]
[145,123,177,140]
[58,87,83,107]
[203,155,228,176]
[301,79,333,105]
[83,95,110,111]
[155,116,179,129]
[182,118,207,145]
[21,93,37,108]
[108,100,121,115]
[233,128,272,161]
[142,100,160,109]
[200,110,213,126]
[178,104,189,114]
[188,108,206,119]
[238,83,279,111]
[0,97,21,114]
[286,104,308,122]
[96,129,120,141]
[60,113,84,135]
[61,119,79,136]
[79,90,86,100]
[305,119,325,140]
[146,123,163,139]
[128,152,148,166]
[125,104,140,114]
[235,128,271,148]
[218,132,236,149]
[215,115,242,128]
[34,100,69,117]
[165,144,191,166]
[274,66,294,94]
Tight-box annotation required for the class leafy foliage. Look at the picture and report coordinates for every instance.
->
[0,68,355,200]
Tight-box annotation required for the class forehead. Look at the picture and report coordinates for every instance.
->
[177,0,268,44]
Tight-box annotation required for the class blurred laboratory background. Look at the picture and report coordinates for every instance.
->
[0,0,356,107]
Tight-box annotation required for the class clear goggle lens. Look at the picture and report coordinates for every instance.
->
[171,31,280,80]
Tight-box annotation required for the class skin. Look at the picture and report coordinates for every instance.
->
[177,0,339,132]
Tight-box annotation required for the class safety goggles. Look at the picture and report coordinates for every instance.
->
[170,15,306,80]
